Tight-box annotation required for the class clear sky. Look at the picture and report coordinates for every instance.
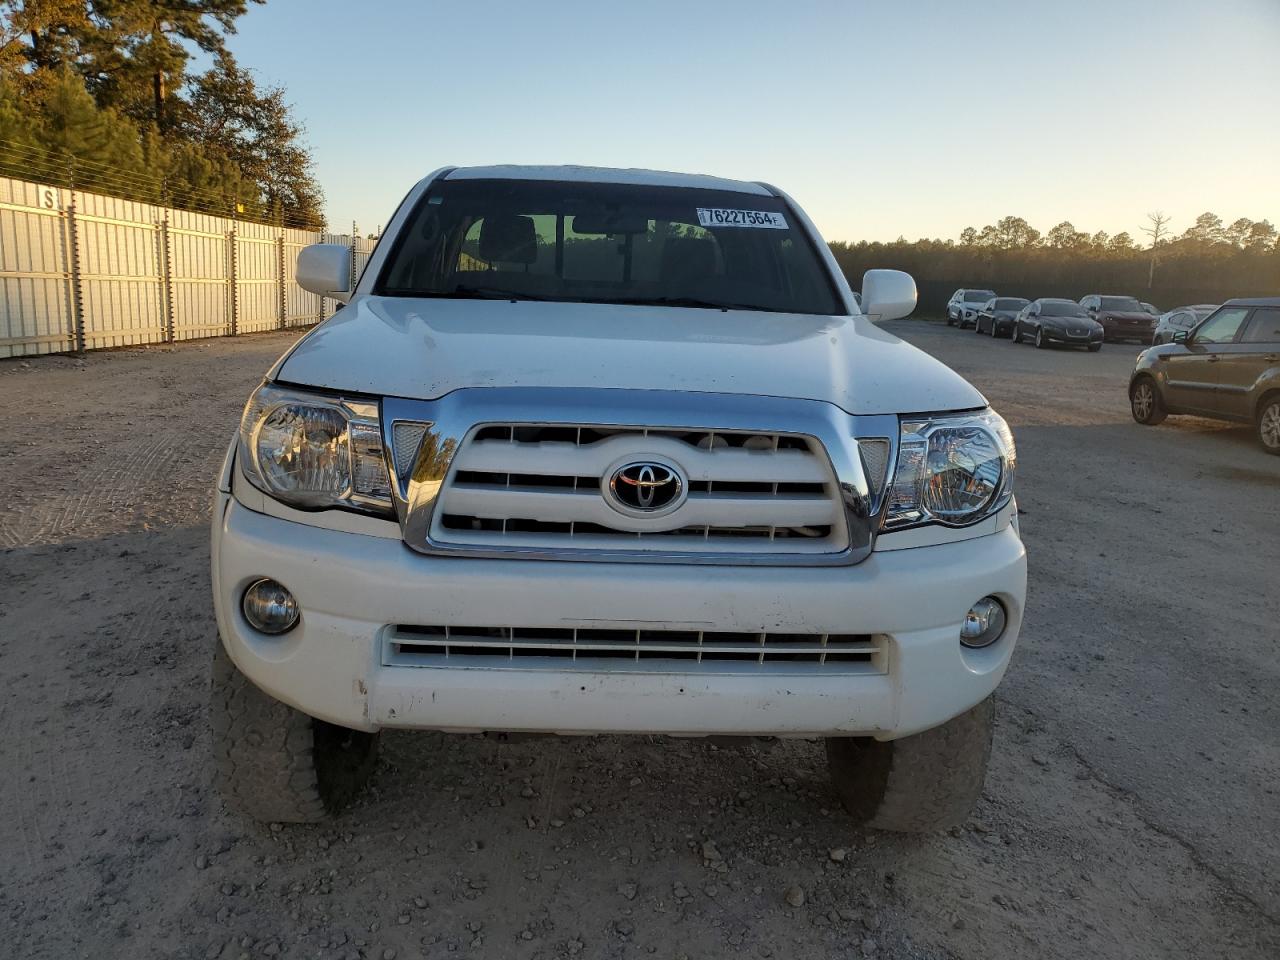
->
[223,0,1280,243]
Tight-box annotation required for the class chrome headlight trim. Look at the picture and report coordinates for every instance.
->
[238,383,393,516]
[883,409,1015,530]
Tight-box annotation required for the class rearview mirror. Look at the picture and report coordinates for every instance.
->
[860,269,916,321]
[297,244,352,303]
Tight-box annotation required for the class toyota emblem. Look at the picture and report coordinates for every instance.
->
[607,461,685,515]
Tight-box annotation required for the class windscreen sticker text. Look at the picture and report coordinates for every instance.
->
[696,208,788,229]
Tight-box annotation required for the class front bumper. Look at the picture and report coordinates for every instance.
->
[1103,322,1153,340]
[1043,330,1103,346]
[212,495,1027,740]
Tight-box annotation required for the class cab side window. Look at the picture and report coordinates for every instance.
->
[1241,307,1280,343]
[1193,307,1251,344]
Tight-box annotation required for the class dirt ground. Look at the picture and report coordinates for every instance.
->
[1,321,1277,960]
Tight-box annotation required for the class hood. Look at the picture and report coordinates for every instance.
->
[275,296,988,417]
[1099,310,1154,322]
[1042,315,1101,331]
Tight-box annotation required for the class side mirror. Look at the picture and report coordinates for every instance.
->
[860,269,917,321]
[297,244,352,303]
[1172,331,1188,344]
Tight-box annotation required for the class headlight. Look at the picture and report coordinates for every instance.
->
[238,383,392,514]
[883,409,1015,529]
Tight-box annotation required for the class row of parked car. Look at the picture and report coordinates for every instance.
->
[944,289,1218,350]
[942,289,1279,453]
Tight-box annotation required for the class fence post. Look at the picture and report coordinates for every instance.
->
[350,221,358,301]
[160,209,175,342]
[66,180,86,354]
[228,215,239,336]
[277,231,287,330]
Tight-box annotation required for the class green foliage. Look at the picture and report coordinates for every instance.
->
[0,0,322,227]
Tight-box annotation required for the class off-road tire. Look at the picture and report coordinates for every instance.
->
[1130,376,1167,426]
[825,696,994,833]
[211,641,378,822]
[1257,396,1280,456]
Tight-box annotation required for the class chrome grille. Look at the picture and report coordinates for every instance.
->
[429,425,847,556]
[385,624,884,672]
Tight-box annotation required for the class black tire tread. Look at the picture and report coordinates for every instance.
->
[211,641,378,823]
[826,696,994,833]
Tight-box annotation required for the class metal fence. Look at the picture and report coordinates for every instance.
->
[0,175,375,359]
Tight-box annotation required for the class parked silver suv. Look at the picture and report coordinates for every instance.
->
[947,288,997,328]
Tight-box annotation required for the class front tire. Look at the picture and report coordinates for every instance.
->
[1130,376,1167,426]
[211,641,379,822]
[1034,327,1047,349]
[1012,324,1022,344]
[1257,396,1280,455]
[826,697,994,833]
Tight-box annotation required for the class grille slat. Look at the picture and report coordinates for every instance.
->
[428,424,847,556]
[385,625,882,672]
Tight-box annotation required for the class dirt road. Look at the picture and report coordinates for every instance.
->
[2,323,1277,960]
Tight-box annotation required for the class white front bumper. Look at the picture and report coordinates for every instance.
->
[212,495,1026,739]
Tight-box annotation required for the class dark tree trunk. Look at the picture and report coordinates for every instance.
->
[153,69,165,130]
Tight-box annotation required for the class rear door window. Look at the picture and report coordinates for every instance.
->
[1241,307,1280,343]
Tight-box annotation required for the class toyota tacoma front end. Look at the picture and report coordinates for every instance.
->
[210,165,1027,831]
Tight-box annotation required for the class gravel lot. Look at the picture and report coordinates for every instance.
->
[2,321,1277,960]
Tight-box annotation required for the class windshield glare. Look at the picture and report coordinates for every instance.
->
[964,289,996,302]
[1043,301,1089,317]
[377,179,842,315]
[995,298,1027,310]
[1100,296,1142,312]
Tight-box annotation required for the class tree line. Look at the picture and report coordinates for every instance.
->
[0,1,322,227]
[829,213,1280,312]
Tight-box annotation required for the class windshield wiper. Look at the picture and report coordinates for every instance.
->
[392,285,553,301]
[449,284,553,301]
[601,296,771,312]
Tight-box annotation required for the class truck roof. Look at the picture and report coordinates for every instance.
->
[443,164,772,196]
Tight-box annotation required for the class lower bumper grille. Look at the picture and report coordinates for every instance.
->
[385,625,884,671]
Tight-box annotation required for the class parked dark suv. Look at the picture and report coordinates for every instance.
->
[1129,298,1280,454]
[1080,294,1157,343]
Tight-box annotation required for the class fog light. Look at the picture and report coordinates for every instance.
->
[242,578,300,635]
[960,596,1006,649]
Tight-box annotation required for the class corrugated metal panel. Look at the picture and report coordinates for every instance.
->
[0,174,367,355]
[76,191,165,349]
[283,227,321,328]
[0,177,74,358]
[168,208,231,341]
[235,220,279,334]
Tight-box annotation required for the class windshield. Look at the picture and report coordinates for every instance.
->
[1042,301,1089,318]
[376,179,842,315]
[1100,296,1143,312]
[995,298,1027,310]
[964,289,996,302]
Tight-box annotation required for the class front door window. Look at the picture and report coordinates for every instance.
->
[1192,307,1250,344]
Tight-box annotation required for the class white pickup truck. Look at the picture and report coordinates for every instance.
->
[211,165,1026,832]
